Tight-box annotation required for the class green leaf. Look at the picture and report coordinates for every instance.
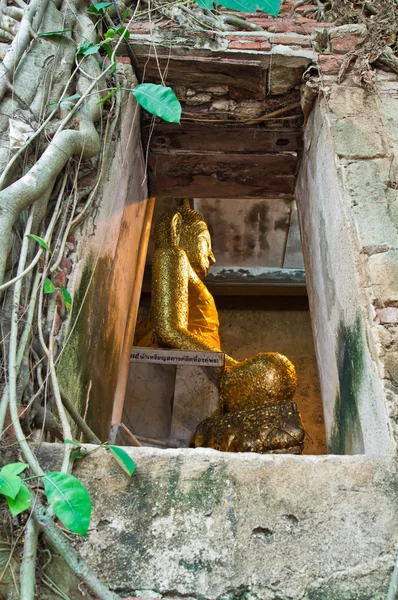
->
[37,29,73,37]
[216,0,256,11]
[87,1,112,13]
[44,472,92,536]
[122,7,131,20]
[97,86,121,105]
[196,0,214,8]
[43,278,55,294]
[214,0,280,13]
[105,28,115,39]
[64,439,81,446]
[108,446,136,477]
[60,286,72,312]
[1,463,28,476]
[6,483,30,517]
[256,0,280,16]
[26,234,50,253]
[132,84,182,124]
[0,471,21,500]
[114,26,130,39]
[76,41,101,56]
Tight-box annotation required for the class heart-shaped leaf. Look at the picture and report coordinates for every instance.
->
[1,463,28,476]
[43,278,55,294]
[87,2,112,13]
[196,0,214,8]
[132,84,182,124]
[0,471,21,500]
[6,483,30,517]
[77,41,101,56]
[256,0,280,16]
[44,472,92,536]
[108,446,136,477]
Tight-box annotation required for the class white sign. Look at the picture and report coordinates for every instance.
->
[130,347,225,368]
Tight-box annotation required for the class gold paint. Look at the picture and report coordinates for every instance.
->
[190,401,304,454]
[135,203,304,453]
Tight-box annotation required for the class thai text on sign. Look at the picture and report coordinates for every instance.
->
[130,347,225,367]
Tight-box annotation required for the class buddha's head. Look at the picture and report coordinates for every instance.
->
[154,205,216,279]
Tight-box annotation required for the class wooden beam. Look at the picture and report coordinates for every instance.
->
[148,152,296,198]
[145,124,303,154]
[135,55,266,99]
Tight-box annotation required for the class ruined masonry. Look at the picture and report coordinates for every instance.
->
[51,3,398,599]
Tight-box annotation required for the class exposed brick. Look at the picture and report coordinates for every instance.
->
[330,24,366,54]
[54,270,66,288]
[271,34,311,47]
[228,40,271,51]
[294,3,317,13]
[60,257,72,274]
[377,307,398,325]
[331,34,365,54]
[318,54,344,74]
[116,56,130,64]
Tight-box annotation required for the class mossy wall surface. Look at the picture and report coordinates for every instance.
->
[296,85,394,455]
[39,445,398,600]
[58,73,149,441]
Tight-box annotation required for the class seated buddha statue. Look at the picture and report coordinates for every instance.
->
[134,202,305,453]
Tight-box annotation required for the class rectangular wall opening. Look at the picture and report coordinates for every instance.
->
[121,196,327,455]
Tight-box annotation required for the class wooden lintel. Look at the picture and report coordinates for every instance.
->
[134,54,266,99]
[148,152,296,198]
[145,123,303,154]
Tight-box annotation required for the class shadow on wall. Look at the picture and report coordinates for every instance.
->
[329,316,365,454]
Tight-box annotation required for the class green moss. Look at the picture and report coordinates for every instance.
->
[329,316,365,454]
[306,584,387,600]
[185,464,231,513]
[57,257,95,435]
[58,251,122,441]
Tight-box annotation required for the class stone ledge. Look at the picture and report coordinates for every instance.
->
[39,445,398,599]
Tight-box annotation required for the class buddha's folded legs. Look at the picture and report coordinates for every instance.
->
[219,352,297,413]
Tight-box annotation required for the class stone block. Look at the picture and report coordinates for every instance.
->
[384,351,398,385]
[368,250,398,304]
[342,160,398,252]
[268,64,303,94]
[377,307,398,324]
[39,445,398,599]
[328,83,380,118]
[332,116,388,158]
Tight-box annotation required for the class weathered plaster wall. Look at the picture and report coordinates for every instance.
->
[41,445,398,600]
[58,65,151,441]
[296,77,398,455]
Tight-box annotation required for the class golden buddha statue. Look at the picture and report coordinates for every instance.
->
[135,203,305,453]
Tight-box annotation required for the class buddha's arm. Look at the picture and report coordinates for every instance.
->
[152,248,237,366]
